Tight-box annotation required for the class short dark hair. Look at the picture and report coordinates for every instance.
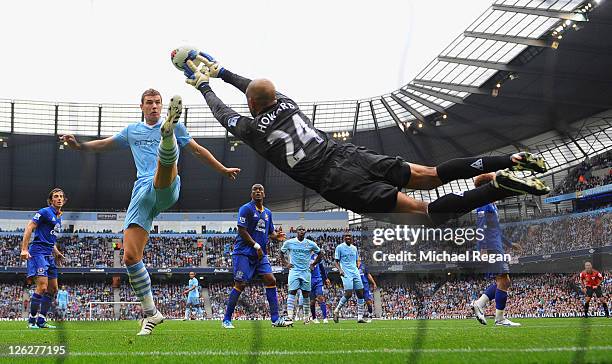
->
[141,89,162,104]
[47,188,67,206]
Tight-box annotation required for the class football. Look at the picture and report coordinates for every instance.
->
[170,46,198,71]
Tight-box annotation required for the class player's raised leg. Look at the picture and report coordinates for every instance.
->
[123,226,163,335]
[154,95,183,189]
[406,152,547,190]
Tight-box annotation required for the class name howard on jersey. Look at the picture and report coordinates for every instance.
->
[256,102,297,134]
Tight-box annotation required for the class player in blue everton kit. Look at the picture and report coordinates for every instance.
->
[333,233,366,323]
[183,272,201,320]
[358,260,378,323]
[56,286,69,321]
[470,173,520,327]
[61,89,239,335]
[280,225,322,325]
[222,184,290,329]
[20,188,67,329]
[310,251,331,324]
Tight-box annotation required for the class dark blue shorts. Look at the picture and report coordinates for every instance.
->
[232,254,273,282]
[482,249,510,278]
[27,255,58,279]
[363,285,373,301]
[310,280,324,299]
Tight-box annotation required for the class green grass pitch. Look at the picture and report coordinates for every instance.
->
[0,318,610,363]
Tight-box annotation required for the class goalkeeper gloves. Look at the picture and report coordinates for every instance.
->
[185,60,210,90]
[194,51,225,78]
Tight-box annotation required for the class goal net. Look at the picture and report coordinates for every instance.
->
[87,301,143,320]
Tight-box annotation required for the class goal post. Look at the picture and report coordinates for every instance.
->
[87,301,142,321]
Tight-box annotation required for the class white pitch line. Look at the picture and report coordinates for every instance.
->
[20,346,611,357]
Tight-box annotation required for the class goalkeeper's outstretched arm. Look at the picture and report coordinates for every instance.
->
[220,70,252,94]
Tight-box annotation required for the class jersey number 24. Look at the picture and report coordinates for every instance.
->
[266,114,323,168]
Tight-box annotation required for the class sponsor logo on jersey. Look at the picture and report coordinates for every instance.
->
[256,219,266,232]
[135,139,159,147]
[228,116,239,128]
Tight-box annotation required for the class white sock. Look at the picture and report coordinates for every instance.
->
[495,309,505,321]
[185,308,190,319]
[475,294,490,308]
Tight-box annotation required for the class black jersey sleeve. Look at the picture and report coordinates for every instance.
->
[199,85,254,139]
[220,70,252,94]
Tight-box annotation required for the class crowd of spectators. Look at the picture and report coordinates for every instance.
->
[0,208,610,268]
[1,272,609,320]
[502,211,611,256]
[553,150,612,195]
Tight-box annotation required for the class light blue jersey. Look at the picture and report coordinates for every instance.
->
[280,238,320,272]
[335,243,363,291]
[113,119,192,231]
[113,119,192,179]
[282,238,320,292]
[57,290,69,305]
[334,243,359,277]
[188,278,199,299]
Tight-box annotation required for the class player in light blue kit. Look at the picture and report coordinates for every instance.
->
[310,251,331,324]
[19,188,67,329]
[470,173,520,327]
[61,89,239,335]
[222,184,290,329]
[183,272,201,320]
[358,259,377,323]
[280,226,322,325]
[333,233,366,323]
[56,285,69,321]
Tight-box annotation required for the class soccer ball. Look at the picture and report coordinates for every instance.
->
[171,46,199,71]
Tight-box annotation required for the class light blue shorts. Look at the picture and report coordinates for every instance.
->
[124,175,181,231]
[288,270,311,292]
[341,273,364,291]
[186,296,200,306]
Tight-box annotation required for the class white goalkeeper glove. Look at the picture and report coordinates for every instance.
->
[195,52,225,78]
[185,60,210,89]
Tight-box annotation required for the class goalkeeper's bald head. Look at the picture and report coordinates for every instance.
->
[246,79,277,117]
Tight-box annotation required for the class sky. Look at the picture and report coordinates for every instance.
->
[0,0,493,105]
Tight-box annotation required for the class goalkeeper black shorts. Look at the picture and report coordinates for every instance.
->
[318,143,411,213]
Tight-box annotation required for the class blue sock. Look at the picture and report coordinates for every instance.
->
[357,298,365,317]
[484,283,497,300]
[495,288,508,310]
[224,288,241,322]
[126,261,157,316]
[37,294,53,325]
[265,287,279,322]
[287,293,296,318]
[29,293,42,324]
[336,296,348,311]
[320,301,328,319]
